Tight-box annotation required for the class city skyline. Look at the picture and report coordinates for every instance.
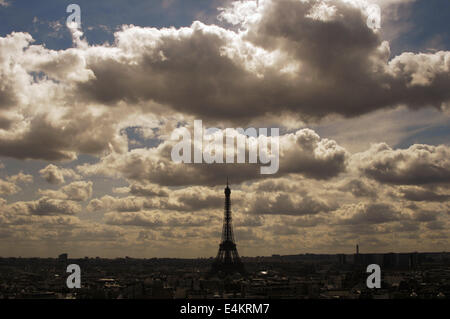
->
[0,0,448,259]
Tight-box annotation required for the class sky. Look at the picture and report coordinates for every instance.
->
[0,0,448,258]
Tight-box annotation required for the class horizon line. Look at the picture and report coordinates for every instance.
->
[1,250,448,260]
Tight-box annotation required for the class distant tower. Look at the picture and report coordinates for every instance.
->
[211,180,245,275]
[355,244,361,265]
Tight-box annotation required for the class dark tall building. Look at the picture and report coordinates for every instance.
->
[354,244,361,265]
[211,181,245,276]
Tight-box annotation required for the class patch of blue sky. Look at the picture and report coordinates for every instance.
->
[0,0,227,49]
[396,122,450,149]
[387,0,449,56]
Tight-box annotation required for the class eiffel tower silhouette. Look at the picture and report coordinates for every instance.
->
[211,179,245,275]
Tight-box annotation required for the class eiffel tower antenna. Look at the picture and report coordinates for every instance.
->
[210,180,245,276]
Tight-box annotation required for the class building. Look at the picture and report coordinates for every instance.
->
[210,181,245,276]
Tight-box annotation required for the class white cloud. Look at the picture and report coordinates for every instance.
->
[39,181,93,201]
[39,164,81,184]
[0,178,19,195]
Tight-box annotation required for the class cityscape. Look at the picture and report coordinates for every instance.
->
[1,183,449,299]
[0,250,449,299]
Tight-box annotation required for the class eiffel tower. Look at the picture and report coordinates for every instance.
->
[211,179,245,275]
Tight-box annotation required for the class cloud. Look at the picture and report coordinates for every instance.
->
[39,181,93,202]
[425,220,446,231]
[78,128,348,186]
[39,164,81,184]
[413,210,438,222]
[0,204,81,226]
[88,185,224,213]
[371,0,415,6]
[0,178,19,195]
[104,211,213,228]
[0,31,128,161]
[0,111,128,161]
[0,172,31,196]
[337,203,402,225]
[355,143,450,185]
[73,7,446,120]
[162,187,223,211]
[6,172,33,184]
[121,183,169,197]
[66,224,124,242]
[287,215,326,228]
[399,186,450,202]
[60,181,93,201]
[0,0,447,163]
[246,192,334,216]
[278,129,349,179]
[235,214,265,227]
[339,179,378,198]
[26,197,81,216]
[87,195,145,213]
